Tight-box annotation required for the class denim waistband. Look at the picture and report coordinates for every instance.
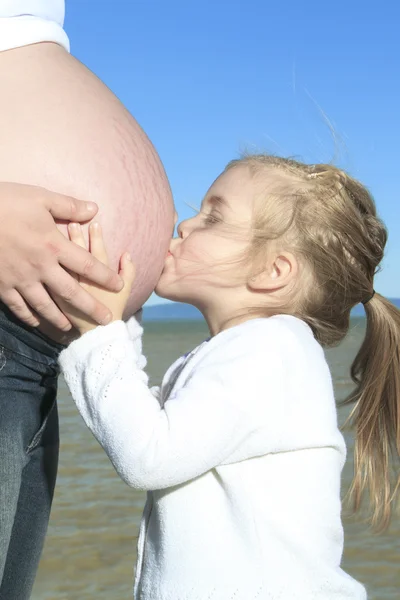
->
[0,302,66,366]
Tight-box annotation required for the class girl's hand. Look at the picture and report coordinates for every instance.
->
[54,222,135,335]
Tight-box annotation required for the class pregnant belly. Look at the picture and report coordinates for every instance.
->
[0,43,174,343]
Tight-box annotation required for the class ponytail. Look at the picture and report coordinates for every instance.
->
[224,154,397,529]
[343,294,400,530]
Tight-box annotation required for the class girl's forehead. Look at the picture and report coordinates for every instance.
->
[203,166,255,208]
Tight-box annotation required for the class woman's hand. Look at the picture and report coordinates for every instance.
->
[0,183,124,330]
[54,222,135,335]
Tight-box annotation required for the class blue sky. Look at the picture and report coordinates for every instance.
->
[65,0,399,305]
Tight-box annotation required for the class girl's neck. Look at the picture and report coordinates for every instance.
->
[201,307,267,337]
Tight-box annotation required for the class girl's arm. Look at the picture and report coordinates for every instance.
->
[59,316,283,491]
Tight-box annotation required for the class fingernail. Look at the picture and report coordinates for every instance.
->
[86,202,97,212]
[102,313,112,325]
[69,222,79,230]
[125,253,131,261]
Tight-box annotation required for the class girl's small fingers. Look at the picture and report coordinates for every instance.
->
[119,253,136,292]
[68,223,87,248]
[89,222,109,266]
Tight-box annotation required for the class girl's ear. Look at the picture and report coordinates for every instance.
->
[247,252,298,291]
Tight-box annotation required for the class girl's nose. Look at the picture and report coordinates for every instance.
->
[177,214,196,238]
[177,220,187,238]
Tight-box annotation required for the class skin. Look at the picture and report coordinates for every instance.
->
[156,166,298,335]
[0,42,174,343]
[55,222,135,334]
[67,166,298,338]
[0,183,123,329]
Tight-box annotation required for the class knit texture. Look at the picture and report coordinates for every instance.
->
[59,314,367,600]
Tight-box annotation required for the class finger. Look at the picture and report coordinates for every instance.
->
[42,267,112,325]
[88,222,109,266]
[43,190,99,222]
[18,284,72,331]
[0,290,40,328]
[68,222,87,248]
[119,253,136,294]
[56,233,123,292]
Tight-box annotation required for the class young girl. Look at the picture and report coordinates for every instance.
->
[57,155,400,600]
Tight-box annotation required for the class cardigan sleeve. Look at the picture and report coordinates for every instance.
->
[0,1,69,52]
[59,317,286,490]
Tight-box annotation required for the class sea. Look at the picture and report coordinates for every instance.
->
[31,317,400,600]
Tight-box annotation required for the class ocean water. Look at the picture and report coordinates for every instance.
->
[32,318,400,599]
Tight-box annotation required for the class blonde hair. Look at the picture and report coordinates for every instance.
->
[226,154,400,530]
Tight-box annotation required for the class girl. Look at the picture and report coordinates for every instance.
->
[57,155,400,600]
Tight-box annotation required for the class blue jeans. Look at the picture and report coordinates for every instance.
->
[0,304,64,599]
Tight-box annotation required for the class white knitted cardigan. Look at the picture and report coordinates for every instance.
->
[59,314,367,600]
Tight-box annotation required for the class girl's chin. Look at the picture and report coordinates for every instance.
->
[155,286,190,305]
[154,283,178,302]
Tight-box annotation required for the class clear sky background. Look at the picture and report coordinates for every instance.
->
[64,0,399,306]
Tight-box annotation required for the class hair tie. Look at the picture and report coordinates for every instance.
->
[362,290,375,305]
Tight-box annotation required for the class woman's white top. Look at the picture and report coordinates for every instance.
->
[0,1,69,52]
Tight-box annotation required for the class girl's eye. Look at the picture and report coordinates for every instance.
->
[204,213,221,225]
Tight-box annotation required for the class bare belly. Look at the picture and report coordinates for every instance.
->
[0,43,174,343]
